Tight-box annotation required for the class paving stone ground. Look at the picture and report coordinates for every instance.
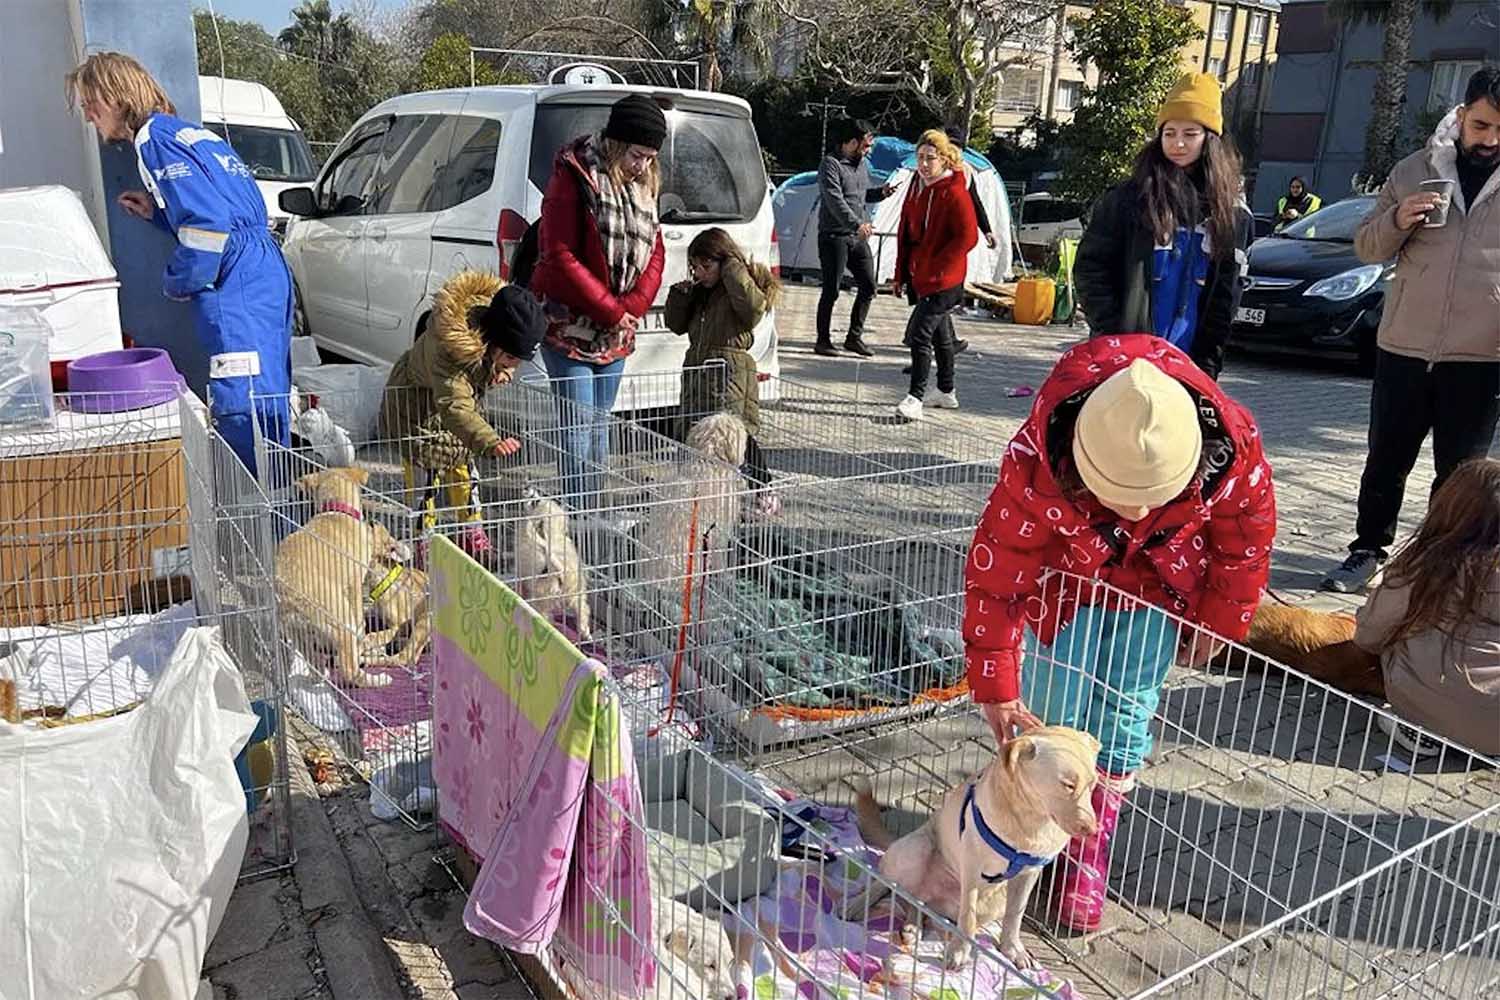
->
[206,285,1497,999]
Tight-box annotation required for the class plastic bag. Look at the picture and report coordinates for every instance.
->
[0,627,256,1000]
[0,306,56,429]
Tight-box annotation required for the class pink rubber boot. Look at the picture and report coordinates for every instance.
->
[1052,771,1129,933]
[458,523,494,567]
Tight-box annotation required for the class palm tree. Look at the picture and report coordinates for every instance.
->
[279,0,357,65]
[1328,0,1456,186]
[686,0,778,91]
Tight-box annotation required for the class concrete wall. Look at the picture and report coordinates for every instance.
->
[76,0,208,392]
[1255,0,1500,214]
[0,0,105,228]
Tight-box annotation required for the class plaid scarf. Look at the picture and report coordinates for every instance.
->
[591,136,658,298]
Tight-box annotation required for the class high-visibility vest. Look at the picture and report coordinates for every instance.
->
[1277,193,1323,217]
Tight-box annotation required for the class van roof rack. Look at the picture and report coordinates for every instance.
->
[469,44,699,90]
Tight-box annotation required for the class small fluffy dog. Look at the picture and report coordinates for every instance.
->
[646,896,738,1000]
[636,412,749,595]
[276,467,392,688]
[1228,601,1385,699]
[845,725,1103,971]
[361,523,431,670]
[513,491,591,641]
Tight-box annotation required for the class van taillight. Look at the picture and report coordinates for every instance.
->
[769,225,781,278]
[496,209,527,279]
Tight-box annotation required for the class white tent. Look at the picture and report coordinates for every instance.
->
[772,137,1015,285]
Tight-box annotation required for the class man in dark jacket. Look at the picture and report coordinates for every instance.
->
[815,117,888,358]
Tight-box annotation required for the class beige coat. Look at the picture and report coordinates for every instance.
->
[1355,567,1500,755]
[1354,108,1500,364]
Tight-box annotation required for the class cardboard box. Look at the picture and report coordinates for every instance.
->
[0,438,187,627]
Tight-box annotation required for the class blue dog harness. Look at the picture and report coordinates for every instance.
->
[959,784,1055,884]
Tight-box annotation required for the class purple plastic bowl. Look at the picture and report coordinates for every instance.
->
[66,348,186,413]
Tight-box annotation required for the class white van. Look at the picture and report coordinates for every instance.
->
[198,76,317,239]
[276,84,780,413]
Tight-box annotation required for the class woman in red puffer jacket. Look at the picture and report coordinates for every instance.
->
[892,128,978,423]
[529,94,667,505]
[964,334,1276,933]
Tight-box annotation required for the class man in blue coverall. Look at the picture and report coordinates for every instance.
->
[67,52,292,475]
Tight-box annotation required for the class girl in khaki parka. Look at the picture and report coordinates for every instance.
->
[664,228,781,493]
[378,272,547,560]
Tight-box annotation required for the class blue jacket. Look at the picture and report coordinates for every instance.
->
[133,112,292,469]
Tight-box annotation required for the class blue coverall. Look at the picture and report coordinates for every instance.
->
[133,112,292,475]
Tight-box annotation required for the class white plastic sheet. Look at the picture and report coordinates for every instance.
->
[0,627,256,1000]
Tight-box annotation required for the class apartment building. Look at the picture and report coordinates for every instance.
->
[990,0,1280,136]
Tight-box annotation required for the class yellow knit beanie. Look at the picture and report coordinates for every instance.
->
[1158,72,1224,135]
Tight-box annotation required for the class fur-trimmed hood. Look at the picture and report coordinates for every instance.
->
[432,270,504,367]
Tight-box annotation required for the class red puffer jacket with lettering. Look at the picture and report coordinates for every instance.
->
[963,335,1276,703]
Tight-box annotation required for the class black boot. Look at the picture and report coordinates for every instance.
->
[814,340,839,357]
[844,336,875,358]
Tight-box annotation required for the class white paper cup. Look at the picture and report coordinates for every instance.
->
[1420,178,1455,228]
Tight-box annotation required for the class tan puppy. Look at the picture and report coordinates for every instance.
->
[513,492,591,641]
[361,523,431,670]
[276,467,392,689]
[846,725,1102,970]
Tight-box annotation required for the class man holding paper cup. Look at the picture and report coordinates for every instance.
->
[1322,65,1500,594]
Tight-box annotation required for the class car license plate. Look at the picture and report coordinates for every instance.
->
[1235,307,1265,326]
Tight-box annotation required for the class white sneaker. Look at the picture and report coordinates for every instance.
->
[929,390,959,410]
[895,395,924,421]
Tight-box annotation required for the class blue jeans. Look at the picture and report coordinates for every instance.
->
[1021,603,1177,776]
[541,349,625,506]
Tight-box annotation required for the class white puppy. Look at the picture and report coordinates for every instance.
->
[512,491,591,641]
[636,412,749,597]
[646,896,738,1000]
[845,725,1102,970]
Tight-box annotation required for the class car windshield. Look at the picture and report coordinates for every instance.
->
[204,122,317,183]
[530,102,767,223]
[1279,197,1375,242]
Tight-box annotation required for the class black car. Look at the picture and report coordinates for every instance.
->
[1231,196,1392,370]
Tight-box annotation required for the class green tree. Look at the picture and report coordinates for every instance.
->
[1327,0,1456,186]
[1054,0,1200,205]
[194,7,403,150]
[682,0,778,92]
[278,0,356,65]
[413,32,502,90]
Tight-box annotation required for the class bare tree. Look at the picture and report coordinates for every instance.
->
[942,0,1057,140]
[770,0,937,92]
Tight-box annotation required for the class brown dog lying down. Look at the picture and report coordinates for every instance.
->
[843,726,1102,971]
[1221,601,1385,699]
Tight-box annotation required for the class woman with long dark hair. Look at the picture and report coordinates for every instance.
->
[1355,457,1500,756]
[1074,73,1244,378]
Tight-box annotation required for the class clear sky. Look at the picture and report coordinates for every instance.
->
[200,0,407,34]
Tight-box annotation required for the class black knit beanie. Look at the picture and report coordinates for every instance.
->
[603,94,668,150]
[479,285,547,361]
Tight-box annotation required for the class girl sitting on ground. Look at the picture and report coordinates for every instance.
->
[664,227,782,512]
[963,334,1276,934]
[1355,457,1500,757]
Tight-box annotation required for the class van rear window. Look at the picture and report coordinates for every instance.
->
[529,103,767,223]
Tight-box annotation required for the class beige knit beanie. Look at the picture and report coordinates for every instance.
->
[1072,359,1203,510]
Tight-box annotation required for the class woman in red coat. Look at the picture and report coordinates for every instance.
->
[892,129,978,422]
[963,334,1276,932]
[529,94,667,504]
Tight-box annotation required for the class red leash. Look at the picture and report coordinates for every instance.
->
[652,499,700,734]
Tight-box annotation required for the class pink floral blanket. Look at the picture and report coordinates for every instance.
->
[429,536,655,996]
